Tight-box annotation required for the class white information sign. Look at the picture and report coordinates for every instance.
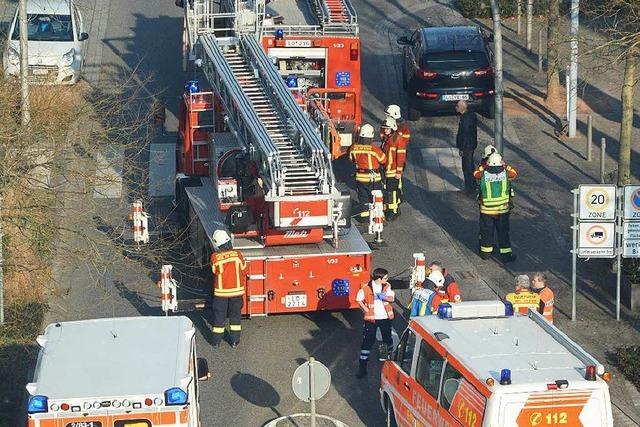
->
[578,222,615,258]
[623,185,640,220]
[623,240,640,258]
[578,185,617,221]
[623,221,640,258]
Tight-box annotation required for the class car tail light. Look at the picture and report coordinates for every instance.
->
[585,365,596,381]
[416,92,439,99]
[350,43,359,61]
[416,69,438,79]
[474,66,494,77]
[473,91,486,98]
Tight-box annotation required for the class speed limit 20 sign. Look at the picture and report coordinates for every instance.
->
[578,185,617,221]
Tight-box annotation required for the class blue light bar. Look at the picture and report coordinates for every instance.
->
[165,387,188,405]
[503,301,514,316]
[500,369,512,385]
[286,75,298,88]
[275,28,284,40]
[437,303,452,319]
[184,80,200,94]
[27,395,48,413]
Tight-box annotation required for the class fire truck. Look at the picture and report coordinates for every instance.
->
[26,316,208,427]
[178,0,361,159]
[172,0,371,317]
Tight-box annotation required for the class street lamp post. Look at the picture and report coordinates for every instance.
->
[568,0,579,137]
[19,0,31,126]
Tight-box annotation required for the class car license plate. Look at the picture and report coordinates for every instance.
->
[32,68,49,75]
[285,39,312,48]
[285,294,307,308]
[442,94,469,101]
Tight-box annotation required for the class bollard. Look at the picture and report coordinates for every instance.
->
[600,138,606,184]
[410,253,426,291]
[587,115,592,161]
[537,28,543,72]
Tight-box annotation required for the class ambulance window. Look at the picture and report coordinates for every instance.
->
[415,340,444,399]
[114,421,151,427]
[395,329,416,374]
[440,362,463,410]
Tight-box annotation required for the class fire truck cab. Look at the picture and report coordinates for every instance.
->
[380,301,614,427]
[26,316,208,427]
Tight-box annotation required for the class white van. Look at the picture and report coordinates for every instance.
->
[3,0,88,84]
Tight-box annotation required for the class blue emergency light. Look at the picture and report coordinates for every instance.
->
[165,387,188,405]
[286,75,298,88]
[184,80,200,94]
[500,369,512,385]
[332,279,350,297]
[503,301,514,316]
[275,28,284,40]
[27,395,48,413]
[437,303,453,319]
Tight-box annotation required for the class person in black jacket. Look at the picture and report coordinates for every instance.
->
[455,100,478,194]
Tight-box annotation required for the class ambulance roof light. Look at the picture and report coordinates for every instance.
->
[27,395,48,414]
[585,365,596,381]
[184,80,200,94]
[436,301,515,319]
[165,387,188,405]
[500,369,511,385]
[275,28,284,40]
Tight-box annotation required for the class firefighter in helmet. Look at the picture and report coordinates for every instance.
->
[349,123,386,218]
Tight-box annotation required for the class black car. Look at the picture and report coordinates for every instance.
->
[397,26,495,120]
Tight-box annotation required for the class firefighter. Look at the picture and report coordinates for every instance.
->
[356,268,395,379]
[474,152,518,262]
[429,261,462,302]
[210,230,247,348]
[380,117,404,220]
[480,144,497,168]
[505,275,540,315]
[531,272,555,323]
[349,123,386,218]
[384,105,410,207]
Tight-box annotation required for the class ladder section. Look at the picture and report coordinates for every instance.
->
[313,0,357,29]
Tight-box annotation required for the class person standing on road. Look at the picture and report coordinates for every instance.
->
[531,272,555,323]
[380,117,406,221]
[474,151,518,262]
[210,230,247,348]
[356,268,395,379]
[506,275,540,315]
[429,261,462,303]
[456,100,478,194]
[349,124,386,218]
[384,105,410,207]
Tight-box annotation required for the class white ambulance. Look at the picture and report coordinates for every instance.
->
[26,316,209,427]
[380,301,614,427]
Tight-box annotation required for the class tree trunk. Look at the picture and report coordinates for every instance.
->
[618,47,638,186]
[546,0,562,103]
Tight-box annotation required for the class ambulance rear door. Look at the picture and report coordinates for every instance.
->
[495,386,613,427]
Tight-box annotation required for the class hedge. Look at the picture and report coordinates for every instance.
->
[615,346,640,391]
[457,0,550,19]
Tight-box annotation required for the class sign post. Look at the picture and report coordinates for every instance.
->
[292,357,331,427]
[619,185,640,321]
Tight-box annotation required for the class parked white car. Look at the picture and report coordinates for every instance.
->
[2,0,88,84]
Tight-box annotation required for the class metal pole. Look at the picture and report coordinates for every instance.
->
[0,196,3,324]
[616,193,621,321]
[537,28,543,72]
[517,0,522,35]
[568,0,580,137]
[586,114,592,161]
[566,66,571,120]
[309,357,316,427]
[19,0,31,126]
[526,0,533,51]
[572,189,578,321]
[490,0,504,154]
[600,138,606,184]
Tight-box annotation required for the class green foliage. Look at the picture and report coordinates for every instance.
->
[614,346,640,391]
[457,0,549,18]
[623,259,640,283]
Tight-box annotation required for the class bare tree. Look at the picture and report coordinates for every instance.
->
[546,0,563,104]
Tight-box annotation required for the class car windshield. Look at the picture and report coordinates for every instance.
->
[12,14,74,42]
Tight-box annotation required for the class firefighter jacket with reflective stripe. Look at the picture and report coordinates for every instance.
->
[349,143,386,182]
[474,164,518,214]
[210,250,247,298]
[537,286,554,323]
[442,269,462,303]
[362,282,394,323]
[382,132,408,178]
[506,290,540,315]
[397,120,411,145]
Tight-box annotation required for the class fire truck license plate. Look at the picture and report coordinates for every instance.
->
[285,40,312,48]
[285,294,307,308]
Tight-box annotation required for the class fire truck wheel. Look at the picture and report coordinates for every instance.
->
[385,396,398,427]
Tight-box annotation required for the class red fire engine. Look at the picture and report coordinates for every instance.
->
[173,1,371,317]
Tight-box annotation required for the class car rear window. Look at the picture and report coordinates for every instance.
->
[424,30,484,53]
[422,51,489,72]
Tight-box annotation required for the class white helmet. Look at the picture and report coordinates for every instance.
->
[381,117,398,131]
[359,123,374,139]
[483,144,497,158]
[385,104,402,120]
[428,271,445,287]
[487,152,503,167]
[212,229,231,247]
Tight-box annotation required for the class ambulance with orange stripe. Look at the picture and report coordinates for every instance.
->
[380,301,614,427]
[26,316,209,427]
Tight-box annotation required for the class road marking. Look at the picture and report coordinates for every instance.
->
[149,142,176,197]
[93,146,123,199]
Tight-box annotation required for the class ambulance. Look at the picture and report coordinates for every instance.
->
[26,316,209,427]
[380,301,614,427]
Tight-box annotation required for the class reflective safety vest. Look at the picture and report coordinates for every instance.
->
[506,290,540,315]
[397,120,411,145]
[349,143,386,182]
[410,287,436,317]
[210,250,247,298]
[538,287,555,323]
[382,132,408,178]
[362,282,394,322]
[476,165,517,215]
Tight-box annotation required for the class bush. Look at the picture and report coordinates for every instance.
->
[623,259,640,283]
[614,346,640,391]
[457,0,549,18]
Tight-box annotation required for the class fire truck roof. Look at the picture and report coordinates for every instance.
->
[414,308,603,387]
[27,316,195,399]
[267,0,318,26]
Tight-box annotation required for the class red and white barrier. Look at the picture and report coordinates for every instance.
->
[410,253,426,291]
[159,265,178,315]
[368,190,384,243]
[130,200,149,244]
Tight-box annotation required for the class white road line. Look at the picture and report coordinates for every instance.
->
[148,142,176,197]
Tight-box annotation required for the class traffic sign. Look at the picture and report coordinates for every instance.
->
[292,359,331,403]
[578,222,615,258]
[623,221,640,258]
[578,185,616,221]
[623,185,640,220]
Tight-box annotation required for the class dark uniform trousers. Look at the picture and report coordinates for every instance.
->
[384,177,400,214]
[212,295,243,345]
[356,180,382,216]
[359,319,393,365]
[461,150,476,192]
[479,212,511,254]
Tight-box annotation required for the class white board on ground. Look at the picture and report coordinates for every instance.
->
[93,147,123,199]
[578,185,616,221]
[578,222,615,258]
[149,143,176,197]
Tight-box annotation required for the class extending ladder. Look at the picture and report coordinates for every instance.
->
[313,0,358,28]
